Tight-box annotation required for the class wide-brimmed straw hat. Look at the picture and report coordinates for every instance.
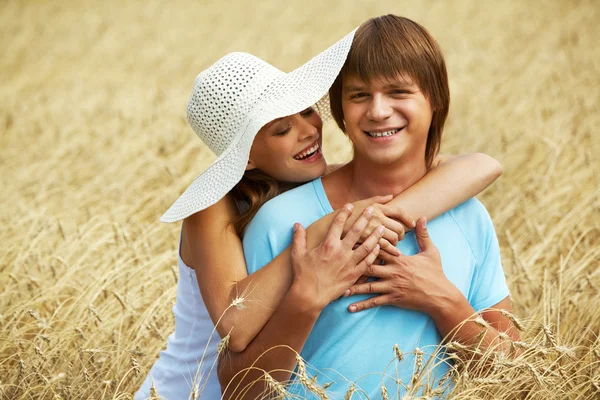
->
[160,29,356,223]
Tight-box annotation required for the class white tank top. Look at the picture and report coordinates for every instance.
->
[137,200,249,399]
[134,248,221,399]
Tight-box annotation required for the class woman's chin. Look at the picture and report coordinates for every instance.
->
[284,166,327,185]
[305,161,328,181]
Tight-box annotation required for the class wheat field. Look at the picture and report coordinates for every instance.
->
[1,0,599,399]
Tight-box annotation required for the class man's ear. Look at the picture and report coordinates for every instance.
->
[246,159,256,171]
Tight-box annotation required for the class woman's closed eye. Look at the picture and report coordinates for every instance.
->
[275,124,292,136]
[300,107,314,117]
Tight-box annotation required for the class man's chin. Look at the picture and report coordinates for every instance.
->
[354,149,409,166]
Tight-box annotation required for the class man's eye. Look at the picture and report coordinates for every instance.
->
[350,93,367,99]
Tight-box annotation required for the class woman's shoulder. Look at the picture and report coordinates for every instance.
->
[184,193,238,224]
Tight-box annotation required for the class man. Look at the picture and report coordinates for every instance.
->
[219,15,518,399]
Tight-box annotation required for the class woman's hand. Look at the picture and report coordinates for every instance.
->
[344,217,463,316]
[344,195,416,256]
[290,204,384,312]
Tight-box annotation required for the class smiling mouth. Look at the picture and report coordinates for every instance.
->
[364,128,403,138]
[293,141,320,160]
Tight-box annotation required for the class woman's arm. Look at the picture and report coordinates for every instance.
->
[219,208,383,399]
[385,153,502,228]
[328,153,501,240]
[183,195,294,352]
[188,153,502,352]
[185,195,381,352]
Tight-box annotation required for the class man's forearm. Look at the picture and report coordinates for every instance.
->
[431,293,517,356]
[218,284,321,400]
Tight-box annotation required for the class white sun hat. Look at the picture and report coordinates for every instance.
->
[160,29,356,223]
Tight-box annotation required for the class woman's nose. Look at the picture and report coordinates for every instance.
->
[367,94,393,121]
[297,116,318,141]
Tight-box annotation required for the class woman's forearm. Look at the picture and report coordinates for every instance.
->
[387,153,502,228]
[189,194,336,353]
[219,250,292,352]
[219,284,320,399]
[219,217,335,352]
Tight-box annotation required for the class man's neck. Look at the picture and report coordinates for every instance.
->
[323,153,427,209]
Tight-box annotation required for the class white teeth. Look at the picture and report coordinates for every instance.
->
[294,143,320,160]
[366,128,401,137]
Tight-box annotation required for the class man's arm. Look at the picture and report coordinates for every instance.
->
[430,294,520,350]
[346,203,520,359]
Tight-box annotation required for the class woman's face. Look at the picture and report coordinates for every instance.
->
[247,107,327,183]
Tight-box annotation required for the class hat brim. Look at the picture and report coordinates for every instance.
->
[160,28,356,223]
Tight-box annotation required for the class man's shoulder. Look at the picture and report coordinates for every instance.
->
[446,198,497,260]
[245,179,324,236]
[252,180,320,224]
[261,180,319,213]
[243,179,326,272]
[448,197,491,223]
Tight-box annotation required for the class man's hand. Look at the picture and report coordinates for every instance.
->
[291,204,384,313]
[344,217,463,317]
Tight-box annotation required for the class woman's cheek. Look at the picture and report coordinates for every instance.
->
[309,114,323,130]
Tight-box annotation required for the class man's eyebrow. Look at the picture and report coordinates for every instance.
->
[383,82,412,90]
[343,82,414,92]
[343,85,366,92]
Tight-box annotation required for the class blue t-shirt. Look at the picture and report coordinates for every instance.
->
[243,178,509,399]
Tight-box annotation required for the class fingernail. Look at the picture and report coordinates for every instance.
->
[344,289,350,297]
[293,223,299,232]
[345,203,354,211]
[394,247,400,255]
[349,305,357,312]
[411,220,416,228]
[366,207,374,215]
[377,225,384,234]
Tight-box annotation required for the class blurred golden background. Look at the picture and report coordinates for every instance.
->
[1,0,599,398]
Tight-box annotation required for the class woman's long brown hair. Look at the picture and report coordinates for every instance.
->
[229,169,281,236]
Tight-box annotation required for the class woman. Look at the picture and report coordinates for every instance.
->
[136,31,502,400]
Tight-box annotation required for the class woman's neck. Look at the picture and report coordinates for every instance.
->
[278,181,303,194]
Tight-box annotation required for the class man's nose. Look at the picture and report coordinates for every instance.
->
[367,94,393,121]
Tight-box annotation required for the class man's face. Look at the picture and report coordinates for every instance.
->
[341,74,433,166]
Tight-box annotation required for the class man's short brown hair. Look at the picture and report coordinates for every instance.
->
[329,15,450,167]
